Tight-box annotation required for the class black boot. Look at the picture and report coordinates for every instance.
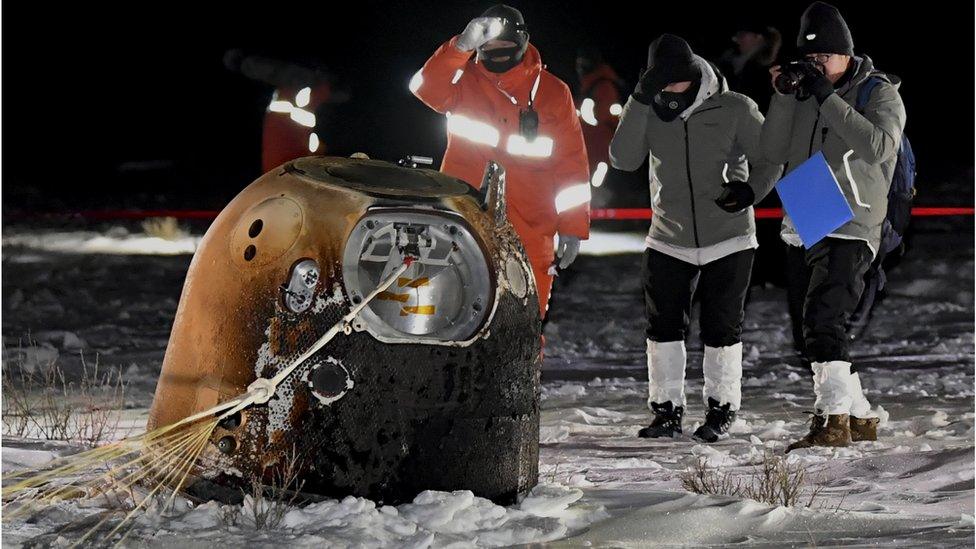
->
[693,398,736,443]
[638,401,683,438]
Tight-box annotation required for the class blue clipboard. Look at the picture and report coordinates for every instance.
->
[774,152,854,248]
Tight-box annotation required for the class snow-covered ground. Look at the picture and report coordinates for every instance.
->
[2,220,973,547]
[2,226,201,256]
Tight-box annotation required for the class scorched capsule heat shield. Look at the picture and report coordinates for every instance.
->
[147,156,542,504]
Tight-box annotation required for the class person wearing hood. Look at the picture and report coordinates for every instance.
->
[411,5,590,318]
[717,21,782,113]
[716,23,788,290]
[610,34,781,442]
[760,2,907,452]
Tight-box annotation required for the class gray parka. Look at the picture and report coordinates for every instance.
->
[610,58,782,249]
[760,55,907,255]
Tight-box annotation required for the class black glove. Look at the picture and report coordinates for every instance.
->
[799,64,834,104]
[633,68,668,105]
[714,181,755,213]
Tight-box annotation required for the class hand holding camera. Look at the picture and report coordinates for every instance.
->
[772,60,817,97]
[772,60,835,104]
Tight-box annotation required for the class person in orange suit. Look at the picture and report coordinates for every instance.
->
[224,50,341,173]
[260,82,332,173]
[411,4,591,318]
[575,46,623,190]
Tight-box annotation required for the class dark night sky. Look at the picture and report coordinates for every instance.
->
[3,0,973,210]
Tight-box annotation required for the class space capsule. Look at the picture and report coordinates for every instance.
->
[147,156,542,504]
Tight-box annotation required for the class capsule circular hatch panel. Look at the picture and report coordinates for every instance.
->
[342,208,493,342]
[291,157,475,199]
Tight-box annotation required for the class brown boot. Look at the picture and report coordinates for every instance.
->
[786,413,851,453]
[850,416,880,442]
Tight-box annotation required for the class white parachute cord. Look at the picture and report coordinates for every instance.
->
[217,258,413,420]
[154,258,413,431]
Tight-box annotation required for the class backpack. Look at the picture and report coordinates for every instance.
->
[848,75,916,339]
[857,75,917,252]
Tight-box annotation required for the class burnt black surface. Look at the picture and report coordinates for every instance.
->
[253,288,542,506]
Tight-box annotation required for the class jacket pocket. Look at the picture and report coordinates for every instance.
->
[842,149,872,209]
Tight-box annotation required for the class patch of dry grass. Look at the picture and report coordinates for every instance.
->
[680,450,824,507]
[220,445,307,530]
[2,348,126,446]
[141,217,187,241]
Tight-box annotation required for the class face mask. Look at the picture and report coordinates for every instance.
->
[652,81,700,122]
[477,19,529,74]
[479,45,526,73]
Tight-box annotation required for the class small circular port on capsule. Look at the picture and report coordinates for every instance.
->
[217,436,237,455]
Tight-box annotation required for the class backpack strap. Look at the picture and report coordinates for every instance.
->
[855,75,885,112]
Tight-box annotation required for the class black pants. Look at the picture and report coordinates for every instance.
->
[642,248,754,347]
[786,239,873,364]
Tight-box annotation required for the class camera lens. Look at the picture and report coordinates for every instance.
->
[774,61,814,96]
[774,73,798,95]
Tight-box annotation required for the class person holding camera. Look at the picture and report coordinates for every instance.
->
[611,34,781,442]
[410,4,590,318]
[761,2,907,451]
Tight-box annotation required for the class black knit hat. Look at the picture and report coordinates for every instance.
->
[647,34,699,83]
[797,2,854,56]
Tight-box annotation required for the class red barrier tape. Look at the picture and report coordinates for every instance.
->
[8,206,975,222]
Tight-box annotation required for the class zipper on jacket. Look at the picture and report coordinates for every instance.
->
[675,104,721,248]
[683,119,701,247]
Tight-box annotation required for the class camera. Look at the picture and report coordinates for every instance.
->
[774,60,820,96]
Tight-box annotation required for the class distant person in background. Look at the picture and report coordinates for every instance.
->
[717,22,782,113]
[575,46,623,203]
[224,50,348,173]
[717,23,786,288]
